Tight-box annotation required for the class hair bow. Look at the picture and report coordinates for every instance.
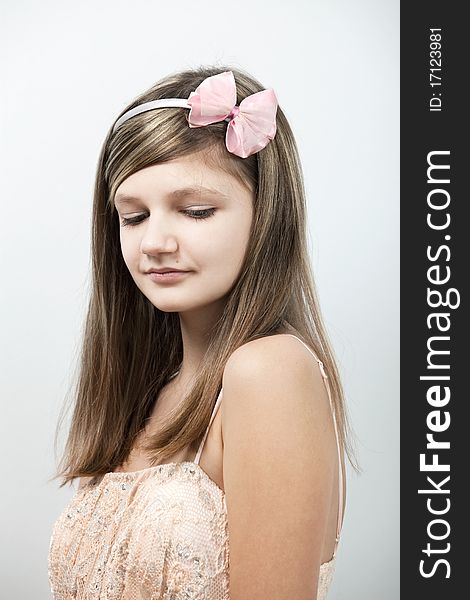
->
[186,71,278,158]
[112,71,278,159]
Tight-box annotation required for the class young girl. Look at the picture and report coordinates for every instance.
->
[48,65,356,599]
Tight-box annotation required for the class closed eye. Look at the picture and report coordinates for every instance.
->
[120,208,217,227]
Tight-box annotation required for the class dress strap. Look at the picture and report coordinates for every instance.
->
[283,334,344,557]
[193,388,223,465]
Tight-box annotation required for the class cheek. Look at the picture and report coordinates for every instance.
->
[200,224,250,275]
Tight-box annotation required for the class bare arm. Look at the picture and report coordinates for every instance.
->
[221,335,337,600]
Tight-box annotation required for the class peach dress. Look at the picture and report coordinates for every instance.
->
[48,335,344,599]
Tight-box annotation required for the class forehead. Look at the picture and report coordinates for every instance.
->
[114,154,243,205]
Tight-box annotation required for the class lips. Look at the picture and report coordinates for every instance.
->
[147,270,190,283]
[146,268,187,274]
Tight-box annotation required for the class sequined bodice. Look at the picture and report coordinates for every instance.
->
[48,461,336,599]
[48,335,343,599]
[48,462,230,599]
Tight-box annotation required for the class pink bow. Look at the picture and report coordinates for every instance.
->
[186,71,278,159]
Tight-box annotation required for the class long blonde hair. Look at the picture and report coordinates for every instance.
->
[51,64,359,487]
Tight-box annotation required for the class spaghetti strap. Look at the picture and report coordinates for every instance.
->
[193,388,223,465]
[282,334,345,557]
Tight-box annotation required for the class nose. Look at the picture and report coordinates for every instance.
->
[139,215,179,255]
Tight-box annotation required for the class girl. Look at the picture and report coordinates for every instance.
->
[48,65,356,599]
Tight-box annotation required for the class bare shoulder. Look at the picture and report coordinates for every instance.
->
[221,332,333,453]
[222,333,328,407]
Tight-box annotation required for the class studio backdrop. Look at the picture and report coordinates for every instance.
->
[0,1,399,598]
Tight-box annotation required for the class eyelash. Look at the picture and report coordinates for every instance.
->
[120,208,216,227]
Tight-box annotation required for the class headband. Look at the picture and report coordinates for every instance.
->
[112,71,278,159]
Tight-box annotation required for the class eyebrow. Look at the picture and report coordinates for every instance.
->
[114,186,229,205]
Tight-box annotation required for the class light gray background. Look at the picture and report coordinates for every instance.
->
[1,1,399,597]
